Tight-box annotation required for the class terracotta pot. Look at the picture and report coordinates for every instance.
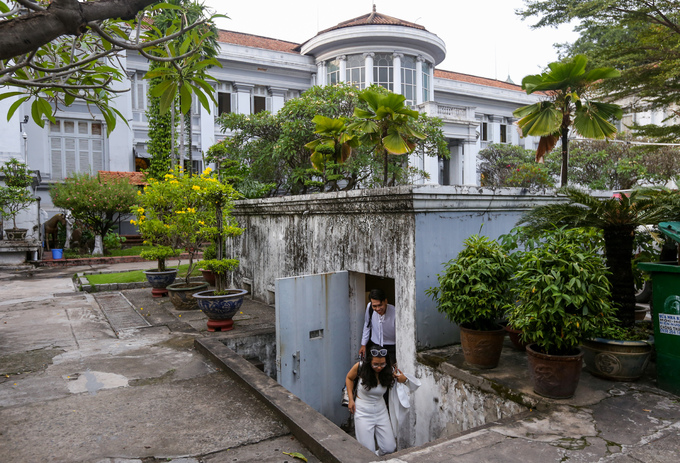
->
[582,338,652,381]
[200,269,216,286]
[526,344,584,399]
[459,324,505,369]
[635,307,648,321]
[503,324,529,351]
[194,289,248,332]
[143,269,178,298]
[167,282,209,310]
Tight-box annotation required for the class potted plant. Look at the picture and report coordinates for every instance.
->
[133,166,228,304]
[581,323,653,382]
[426,234,514,369]
[139,245,180,297]
[507,227,618,399]
[190,165,247,332]
[0,159,36,240]
[199,243,217,286]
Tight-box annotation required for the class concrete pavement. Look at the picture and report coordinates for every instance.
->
[0,262,320,463]
[2,261,680,462]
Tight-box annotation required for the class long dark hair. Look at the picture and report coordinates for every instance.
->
[358,346,394,390]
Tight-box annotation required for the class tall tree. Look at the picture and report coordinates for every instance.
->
[520,0,680,141]
[513,55,622,187]
[0,0,217,133]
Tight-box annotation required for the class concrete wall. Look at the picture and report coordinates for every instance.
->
[232,185,564,446]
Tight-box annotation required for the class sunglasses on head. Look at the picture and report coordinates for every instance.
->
[370,348,388,357]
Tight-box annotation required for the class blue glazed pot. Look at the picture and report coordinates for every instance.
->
[143,269,178,297]
[194,289,248,331]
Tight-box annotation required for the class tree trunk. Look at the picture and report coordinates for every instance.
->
[179,106,186,171]
[0,0,158,60]
[185,112,193,176]
[560,126,569,188]
[603,225,637,327]
[92,234,104,255]
[383,150,388,187]
[171,104,177,165]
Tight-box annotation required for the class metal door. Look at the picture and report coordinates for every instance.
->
[276,271,351,425]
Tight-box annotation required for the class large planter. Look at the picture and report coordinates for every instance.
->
[581,338,652,381]
[200,269,216,286]
[143,269,178,298]
[526,344,584,399]
[503,324,529,351]
[459,324,505,369]
[4,228,28,241]
[167,282,209,310]
[194,289,248,332]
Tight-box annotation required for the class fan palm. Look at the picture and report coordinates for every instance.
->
[348,89,425,186]
[514,55,622,187]
[519,187,674,326]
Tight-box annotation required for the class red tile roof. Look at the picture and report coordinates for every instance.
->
[435,69,526,92]
[317,6,427,34]
[98,171,148,186]
[217,30,300,54]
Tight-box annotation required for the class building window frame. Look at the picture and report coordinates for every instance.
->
[373,53,394,91]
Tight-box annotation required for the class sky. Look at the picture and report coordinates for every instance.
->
[202,0,579,84]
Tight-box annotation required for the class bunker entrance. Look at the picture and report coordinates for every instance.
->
[275,270,395,427]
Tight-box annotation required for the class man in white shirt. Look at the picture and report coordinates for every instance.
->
[359,289,396,363]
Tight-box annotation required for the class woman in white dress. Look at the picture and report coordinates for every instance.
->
[345,346,407,455]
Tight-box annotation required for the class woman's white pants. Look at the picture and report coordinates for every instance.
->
[354,396,396,455]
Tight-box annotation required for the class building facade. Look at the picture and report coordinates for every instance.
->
[0,7,541,218]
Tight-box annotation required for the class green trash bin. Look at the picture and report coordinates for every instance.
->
[638,221,680,395]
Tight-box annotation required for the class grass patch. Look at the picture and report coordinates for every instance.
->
[63,245,153,259]
[85,263,202,285]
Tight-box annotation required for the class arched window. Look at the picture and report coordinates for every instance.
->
[326,59,340,85]
[402,55,416,105]
[422,62,431,102]
[346,54,365,89]
[373,53,393,91]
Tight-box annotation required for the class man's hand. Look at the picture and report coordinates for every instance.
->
[358,345,366,359]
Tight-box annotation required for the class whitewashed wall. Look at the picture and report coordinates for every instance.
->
[232,185,564,446]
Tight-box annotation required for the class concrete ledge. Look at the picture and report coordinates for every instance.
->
[195,337,377,463]
[37,252,199,267]
[75,272,205,293]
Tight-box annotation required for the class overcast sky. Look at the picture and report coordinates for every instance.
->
[203,0,578,84]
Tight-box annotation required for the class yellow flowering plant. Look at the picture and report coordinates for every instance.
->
[131,166,242,282]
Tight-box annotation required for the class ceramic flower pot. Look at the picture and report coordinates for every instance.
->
[167,282,209,310]
[200,269,216,286]
[143,269,178,298]
[194,289,248,332]
[581,338,652,381]
[503,324,529,351]
[459,324,505,369]
[526,344,584,399]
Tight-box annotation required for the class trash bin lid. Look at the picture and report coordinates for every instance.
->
[658,222,680,244]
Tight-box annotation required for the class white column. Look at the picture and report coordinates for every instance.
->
[428,62,434,102]
[234,83,254,115]
[199,97,215,156]
[415,56,424,104]
[422,153,439,185]
[316,62,326,86]
[393,53,402,95]
[364,53,374,86]
[463,140,479,186]
[269,87,287,114]
[339,55,347,83]
[108,56,133,171]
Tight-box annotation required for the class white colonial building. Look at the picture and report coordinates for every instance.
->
[1,7,541,226]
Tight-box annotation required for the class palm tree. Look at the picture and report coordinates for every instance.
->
[348,89,425,187]
[514,55,622,187]
[519,187,674,326]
